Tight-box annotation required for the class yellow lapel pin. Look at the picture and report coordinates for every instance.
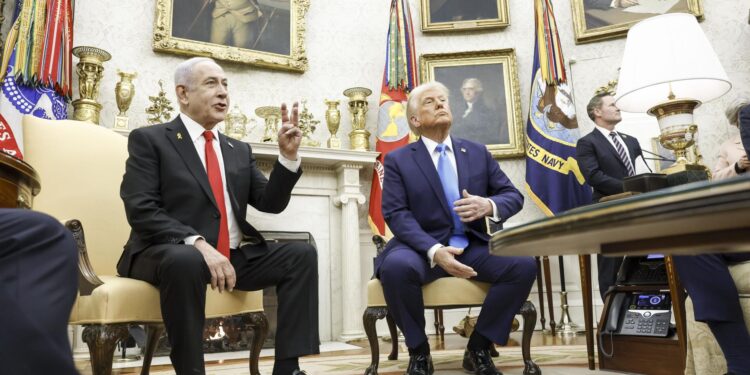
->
[177,132,183,140]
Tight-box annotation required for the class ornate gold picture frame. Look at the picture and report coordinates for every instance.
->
[420,49,524,159]
[153,0,309,72]
[420,0,509,32]
[571,0,703,44]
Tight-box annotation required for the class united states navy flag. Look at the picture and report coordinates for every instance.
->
[525,0,591,216]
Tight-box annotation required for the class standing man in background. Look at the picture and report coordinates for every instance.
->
[576,93,642,299]
[118,57,318,375]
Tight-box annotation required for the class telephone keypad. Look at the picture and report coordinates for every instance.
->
[619,310,670,337]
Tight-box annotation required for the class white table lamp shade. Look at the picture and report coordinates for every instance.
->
[615,13,731,112]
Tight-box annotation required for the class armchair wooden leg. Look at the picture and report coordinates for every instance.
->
[140,324,164,375]
[385,312,398,360]
[519,301,541,375]
[82,324,129,375]
[436,309,445,342]
[247,312,269,375]
[363,307,388,375]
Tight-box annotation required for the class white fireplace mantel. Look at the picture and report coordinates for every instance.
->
[248,142,378,341]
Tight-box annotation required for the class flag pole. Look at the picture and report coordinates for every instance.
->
[555,56,585,337]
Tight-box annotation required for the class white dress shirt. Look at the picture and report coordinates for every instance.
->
[420,136,499,267]
[180,113,301,249]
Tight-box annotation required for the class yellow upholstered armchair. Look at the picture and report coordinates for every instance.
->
[22,115,267,375]
[363,235,540,375]
[684,262,750,375]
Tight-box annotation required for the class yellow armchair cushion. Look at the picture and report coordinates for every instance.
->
[69,276,263,325]
[22,116,130,276]
[367,278,490,307]
[730,261,750,294]
[21,116,265,326]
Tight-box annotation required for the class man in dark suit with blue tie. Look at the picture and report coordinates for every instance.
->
[376,81,536,375]
[576,93,642,300]
[118,57,318,375]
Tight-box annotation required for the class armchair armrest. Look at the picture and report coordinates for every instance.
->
[65,219,104,296]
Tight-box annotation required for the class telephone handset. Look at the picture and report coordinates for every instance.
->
[604,293,627,333]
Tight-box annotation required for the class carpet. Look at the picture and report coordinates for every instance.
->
[151,345,591,375]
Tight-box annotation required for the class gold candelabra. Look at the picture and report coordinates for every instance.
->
[72,46,111,124]
[343,87,372,151]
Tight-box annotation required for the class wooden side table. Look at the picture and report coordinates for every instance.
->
[0,151,40,208]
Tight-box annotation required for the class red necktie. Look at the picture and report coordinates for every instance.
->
[203,131,230,258]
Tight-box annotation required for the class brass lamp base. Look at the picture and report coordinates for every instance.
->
[661,160,707,175]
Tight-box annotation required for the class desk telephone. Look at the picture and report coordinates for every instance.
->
[599,292,672,357]
[605,292,671,337]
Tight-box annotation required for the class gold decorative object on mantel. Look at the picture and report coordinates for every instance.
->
[145,80,174,125]
[223,105,250,141]
[298,100,320,147]
[255,106,281,143]
[114,70,137,131]
[324,99,341,149]
[343,87,372,151]
[72,46,111,124]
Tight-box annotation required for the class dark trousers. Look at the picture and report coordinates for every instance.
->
[378,237,536,349]
[673,252,750,323]
[597,255,624,301]
[129,241,320,375]
[0,209,79,375]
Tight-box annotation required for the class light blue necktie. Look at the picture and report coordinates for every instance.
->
[435,143,469,249]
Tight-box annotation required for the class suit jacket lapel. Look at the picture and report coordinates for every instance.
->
[411,141,452,218]
[219,134,241,212]
[165,118,218,209]
[452,138,470,194]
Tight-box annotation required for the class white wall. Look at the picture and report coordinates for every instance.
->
[36,0,750,335]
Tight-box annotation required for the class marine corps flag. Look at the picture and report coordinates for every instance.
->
[525,0,591,215]
[368,0,418,236]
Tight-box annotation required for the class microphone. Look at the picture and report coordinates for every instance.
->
[640,152,654,173]
[641,148,674,162]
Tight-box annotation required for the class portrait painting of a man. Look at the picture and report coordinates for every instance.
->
[573,0,703,43]
[433,68,508,146]
[420,49,525,158]
[172,0,290,55]
[421,0,509,31]
[156,0,306,71]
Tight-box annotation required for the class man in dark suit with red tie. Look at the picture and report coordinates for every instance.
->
[118,57,318,375]
[576,93,642,300]
[376,81,536,375]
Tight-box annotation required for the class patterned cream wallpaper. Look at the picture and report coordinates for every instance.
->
[61,0,750,227]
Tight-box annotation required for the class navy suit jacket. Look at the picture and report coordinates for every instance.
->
[576,129,642,202]
[117,117,301,277]
[375,137,523,273]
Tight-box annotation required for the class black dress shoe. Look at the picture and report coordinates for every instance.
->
[462,348,502,375]
[405,353,434,375]
[291,370,307,375]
